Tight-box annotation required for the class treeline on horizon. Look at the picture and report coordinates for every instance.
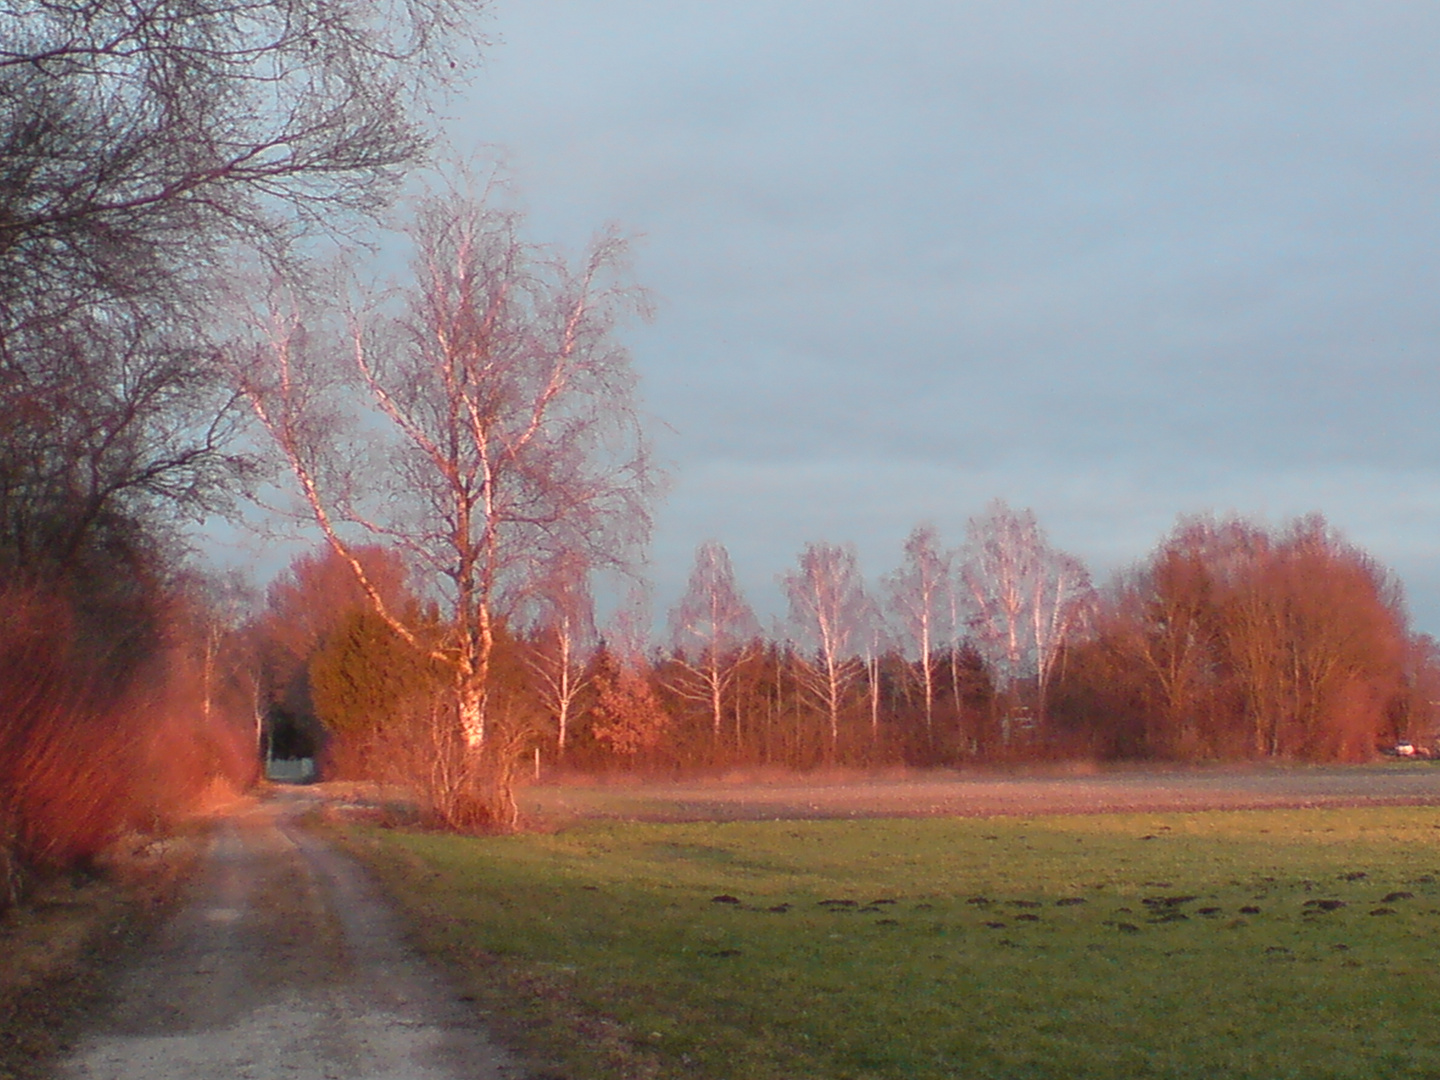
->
[257,501,1439,782]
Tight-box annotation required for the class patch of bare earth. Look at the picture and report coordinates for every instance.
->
[521,763,1440,824]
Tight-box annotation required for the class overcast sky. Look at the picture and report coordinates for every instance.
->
[412,1,1440,630]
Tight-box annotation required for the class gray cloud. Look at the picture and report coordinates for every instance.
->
[452,0,1440,626]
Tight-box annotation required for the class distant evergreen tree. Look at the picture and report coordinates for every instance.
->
[589,650,670,758]
[308,609,442,778]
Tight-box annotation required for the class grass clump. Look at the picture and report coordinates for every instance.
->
[340,807,1440,1080]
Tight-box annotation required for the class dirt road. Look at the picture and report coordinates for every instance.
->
[57,792,523,1080]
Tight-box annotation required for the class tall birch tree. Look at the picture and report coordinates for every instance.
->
[781,541,872,754]
[666,541,761,745]
[884,524,952,735]
[244,184,655,821]
[522,559,597,761]
[959,500,1094,729]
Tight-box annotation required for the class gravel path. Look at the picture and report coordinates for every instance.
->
[58,793,523,1080]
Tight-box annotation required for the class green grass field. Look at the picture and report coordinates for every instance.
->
[339,807,1440,1079]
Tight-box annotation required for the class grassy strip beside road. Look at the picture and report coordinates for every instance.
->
[0,836,201,1080]
[341,807,1440,1080]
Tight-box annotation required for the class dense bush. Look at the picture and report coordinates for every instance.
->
[0,585,252,911]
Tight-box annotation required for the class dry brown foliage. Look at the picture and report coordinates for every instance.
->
[0,585,252,913]
[1053,514,1425,761]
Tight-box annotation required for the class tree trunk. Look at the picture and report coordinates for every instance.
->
[456,676,486,748]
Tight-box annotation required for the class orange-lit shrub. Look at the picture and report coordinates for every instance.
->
[0,585,252,911]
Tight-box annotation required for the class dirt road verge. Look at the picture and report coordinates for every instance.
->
[0,831,204,1080]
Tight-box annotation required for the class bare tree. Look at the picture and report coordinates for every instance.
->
[943,564,971,725]
[522,561,598,761]
[884,524,952,735]
[666,541,761,746]
[1032,549,1093,724]
[245,184,655,823]
[1064,513,1420,763]
[0,331,252,574]
[0,0,482,338]
[1216,516,1405,760]
[175,570,260,732]
[1107,523,1227,755]
[0,0,488,586]
[960,501,1037,691]
[959,499,1094,731]
[859,596,890,743]
[781,541,872,754]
